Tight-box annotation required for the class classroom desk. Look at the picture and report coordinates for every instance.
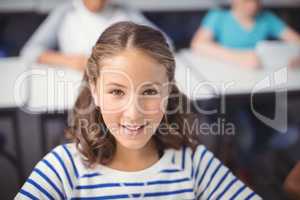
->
[175,56,216,100]
[0,57,28,108]
[0,57,81,154]
[177,49,300,98]
[177,48,300,134]
[26,64,82,113]
[177,49,300,170]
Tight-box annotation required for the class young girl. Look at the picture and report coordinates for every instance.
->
[16,22,261,200]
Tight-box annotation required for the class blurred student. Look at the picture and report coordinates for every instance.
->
[21,0,161,71]
[191,0,300,68]
[191,0,300,186]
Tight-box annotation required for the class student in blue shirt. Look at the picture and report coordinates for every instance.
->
[191,0,300,68]
[15,22,261,200]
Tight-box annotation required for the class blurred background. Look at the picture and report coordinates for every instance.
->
[1,0,300,55]
[1,0,300,199]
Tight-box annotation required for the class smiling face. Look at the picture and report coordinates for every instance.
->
[92,48,170,150]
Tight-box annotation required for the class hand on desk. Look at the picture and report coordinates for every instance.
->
[38,51,87,71]
[191,42,260,69]
[65,54,88,71]
[289,56,300,68]
[237,51,261,69]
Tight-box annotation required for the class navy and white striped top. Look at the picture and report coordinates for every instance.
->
[15,143,262,200]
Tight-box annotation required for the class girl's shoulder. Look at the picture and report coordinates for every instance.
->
[42,143,87,176]
[176,144,208,155]
[49,143,79,158]
[167,144,210,167]
[168,144,208,158]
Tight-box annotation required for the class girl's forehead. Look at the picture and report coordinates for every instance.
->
[99,49,169,84]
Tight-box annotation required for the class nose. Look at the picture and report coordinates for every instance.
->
[123,95,144,121]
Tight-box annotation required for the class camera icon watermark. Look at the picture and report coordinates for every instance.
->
[250,67,288,133]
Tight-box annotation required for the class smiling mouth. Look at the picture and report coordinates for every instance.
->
[120,123,148,132]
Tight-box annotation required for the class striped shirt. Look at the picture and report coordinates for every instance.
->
[15,143,262,200]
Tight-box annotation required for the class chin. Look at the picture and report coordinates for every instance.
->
[117,133,153,150]
[118,140,149,150]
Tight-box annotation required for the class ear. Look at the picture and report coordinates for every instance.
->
[89,82,100,107]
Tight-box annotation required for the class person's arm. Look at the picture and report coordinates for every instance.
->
[191,28,260,69]
[193,145,262,199]
[267,10,300,44]
[284,162,300,200]
[280,27,300,43]
[265,11,300,68]
[279,28,300,68]
[38,51,87,71]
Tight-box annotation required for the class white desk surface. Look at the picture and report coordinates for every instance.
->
[175,56,216,100]
[0,57,28,108]
[177,49,300,97]
[0,57,82,112]
[27,64,82,113]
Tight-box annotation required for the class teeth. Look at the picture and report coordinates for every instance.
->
[125,126,141,131]
[122,124,145,131]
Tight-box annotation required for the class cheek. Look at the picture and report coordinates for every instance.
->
[101,112,122,136]
[142,97,168,124]
[99,98,124,127]
[100,93,129,113]
[143,99,162,112]
[142,96,167,115]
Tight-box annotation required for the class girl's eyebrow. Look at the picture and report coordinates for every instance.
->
[105,83,127,88]
[105,82,162,88]
[143,82,162,87]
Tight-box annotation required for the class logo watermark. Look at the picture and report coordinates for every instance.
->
[13,65,288,134]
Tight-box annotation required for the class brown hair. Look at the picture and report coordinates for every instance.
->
[66,21,201,166]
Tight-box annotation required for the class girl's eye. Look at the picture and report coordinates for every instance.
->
[109,89,124,96]
[143,89,158,96]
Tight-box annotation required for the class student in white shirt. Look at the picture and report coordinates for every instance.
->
[16,22,261,200]
[21,0,163,71]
